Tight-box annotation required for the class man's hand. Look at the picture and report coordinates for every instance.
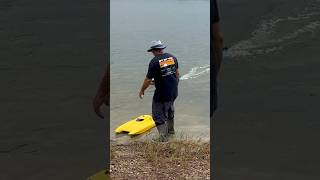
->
[93,93,106,119]
[139,90,144,99]
[93,67,109,119]
[139,78,152,99]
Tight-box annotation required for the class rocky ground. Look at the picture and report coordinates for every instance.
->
[110,138,210,179]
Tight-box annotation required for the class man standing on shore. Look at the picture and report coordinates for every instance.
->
[93,64,110,174]
[211,0,223,117]
[139,40,180,141]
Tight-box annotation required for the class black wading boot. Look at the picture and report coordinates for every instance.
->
[153,123,169,142]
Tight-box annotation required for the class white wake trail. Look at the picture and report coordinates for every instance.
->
[180,65,210,80]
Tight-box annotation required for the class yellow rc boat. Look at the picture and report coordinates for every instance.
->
[115,115,156,135]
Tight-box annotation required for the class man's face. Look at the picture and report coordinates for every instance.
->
[151,50,157,56]
[151,49,162,56]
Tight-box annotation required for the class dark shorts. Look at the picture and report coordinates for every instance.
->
[152,100,175,126]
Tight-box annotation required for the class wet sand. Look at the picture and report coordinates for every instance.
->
[214,0,320,179]
[0,0,107,179]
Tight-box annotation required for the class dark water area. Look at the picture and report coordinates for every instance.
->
[0,0,107,179]
[215,0,320,178]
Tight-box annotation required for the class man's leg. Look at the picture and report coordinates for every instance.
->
[152,100,168,137]
[166,101,175,135]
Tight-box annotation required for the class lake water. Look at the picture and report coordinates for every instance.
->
[110,0,210,139]
[222,0,320,60]
[216,0,320,177]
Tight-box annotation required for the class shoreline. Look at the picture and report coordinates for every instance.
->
[110,138,210,179]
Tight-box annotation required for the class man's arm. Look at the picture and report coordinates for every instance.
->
[213,22,223,75]
[93,66,110,118]
[139,78,152,99]
[212,0,223,75]
[176,68,180,81]
[174,57,180,81]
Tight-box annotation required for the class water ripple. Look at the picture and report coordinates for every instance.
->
[225,1,320,58]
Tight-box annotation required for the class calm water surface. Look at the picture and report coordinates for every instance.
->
[110,0,210,139]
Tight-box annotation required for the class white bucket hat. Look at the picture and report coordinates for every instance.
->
[147,40,167,52]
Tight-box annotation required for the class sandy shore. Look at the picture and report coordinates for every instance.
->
[0,0,108,179]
